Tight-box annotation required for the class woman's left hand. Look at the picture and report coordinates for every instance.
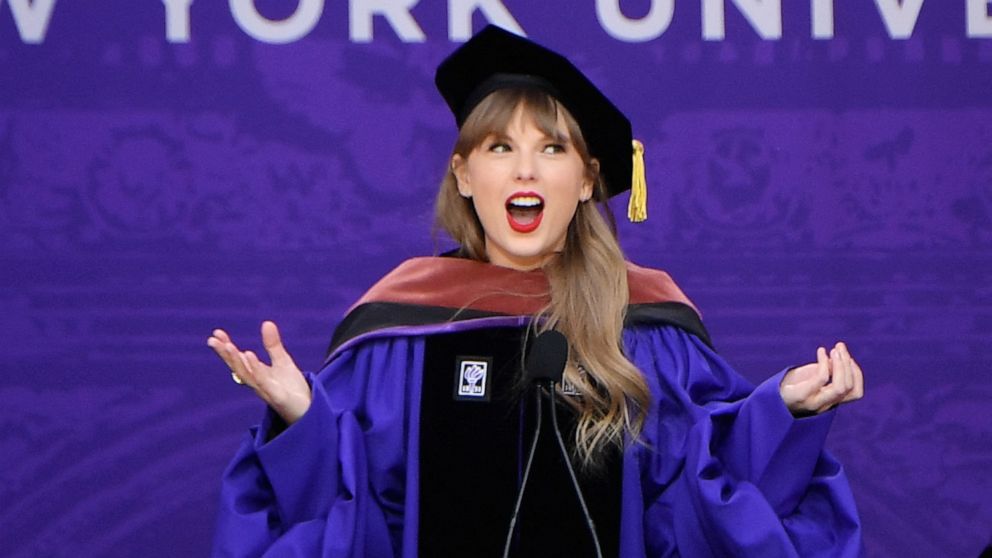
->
[779,342,865,416]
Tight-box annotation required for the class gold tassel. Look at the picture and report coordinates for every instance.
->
[628,139,647,223]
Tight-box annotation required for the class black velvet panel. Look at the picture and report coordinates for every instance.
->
[418,327,621,558]
[327,302,500,355]
[626,301,713,349]
[329,300,711,356]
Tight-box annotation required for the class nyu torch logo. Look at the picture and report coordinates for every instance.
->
[454,357,492,401]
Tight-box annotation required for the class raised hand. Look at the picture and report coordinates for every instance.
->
[779,342,864,416]
[207,321,312,424]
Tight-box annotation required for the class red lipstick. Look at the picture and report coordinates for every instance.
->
[505,192,544,233]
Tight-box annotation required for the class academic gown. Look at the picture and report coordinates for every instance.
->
[213,257,864,557]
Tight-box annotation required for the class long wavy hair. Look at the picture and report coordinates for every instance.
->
[434,88,650,467]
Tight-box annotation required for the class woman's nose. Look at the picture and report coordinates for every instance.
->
[514,152,537,182]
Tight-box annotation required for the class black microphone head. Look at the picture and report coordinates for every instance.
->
[525,330,569,384]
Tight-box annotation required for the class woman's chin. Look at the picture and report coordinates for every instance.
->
[486,246,565,271]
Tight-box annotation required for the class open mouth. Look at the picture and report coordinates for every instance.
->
[505,193,544,233]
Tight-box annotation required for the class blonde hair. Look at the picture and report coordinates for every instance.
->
[434,88,650,467]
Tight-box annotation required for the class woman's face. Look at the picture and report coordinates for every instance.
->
[452,104,593,271]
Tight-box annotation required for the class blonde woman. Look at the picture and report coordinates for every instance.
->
[209,26,864,557]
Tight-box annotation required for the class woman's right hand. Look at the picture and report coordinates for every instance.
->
[207,321,312,424]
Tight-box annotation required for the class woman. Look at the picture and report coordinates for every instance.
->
[209,26,864,557]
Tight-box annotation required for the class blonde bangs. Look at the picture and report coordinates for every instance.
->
[454,89,589,163]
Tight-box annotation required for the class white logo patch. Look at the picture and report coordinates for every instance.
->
[454,357,492,401]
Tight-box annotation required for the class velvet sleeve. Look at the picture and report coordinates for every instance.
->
[212,336,423,558]
[624,325,863,557]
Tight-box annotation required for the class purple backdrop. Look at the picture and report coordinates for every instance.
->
[2,2,990,556]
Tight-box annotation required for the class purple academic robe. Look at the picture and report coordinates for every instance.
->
[213,262,864,557]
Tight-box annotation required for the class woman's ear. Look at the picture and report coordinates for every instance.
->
[451,154,472,198]
[581,158,600,201]
[580,181,593,202]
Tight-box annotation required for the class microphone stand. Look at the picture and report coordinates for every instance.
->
[546,380,604,558]
[501,385,544,558]
[502,329,602,558]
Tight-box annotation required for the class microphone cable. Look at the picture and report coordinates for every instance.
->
[547,380,604,558]
[501,385,544,558]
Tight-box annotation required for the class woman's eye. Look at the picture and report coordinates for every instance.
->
[488,142,511,153]
[543,143,566,154]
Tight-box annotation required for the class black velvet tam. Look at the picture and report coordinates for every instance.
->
[434,25,634,199]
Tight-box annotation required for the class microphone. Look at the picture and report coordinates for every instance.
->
[502,330,565,557]
[502,330,603,558]
[524,329,568,385]
[538,332,604,558]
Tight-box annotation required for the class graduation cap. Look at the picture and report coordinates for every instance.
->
[435,25,647,222]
